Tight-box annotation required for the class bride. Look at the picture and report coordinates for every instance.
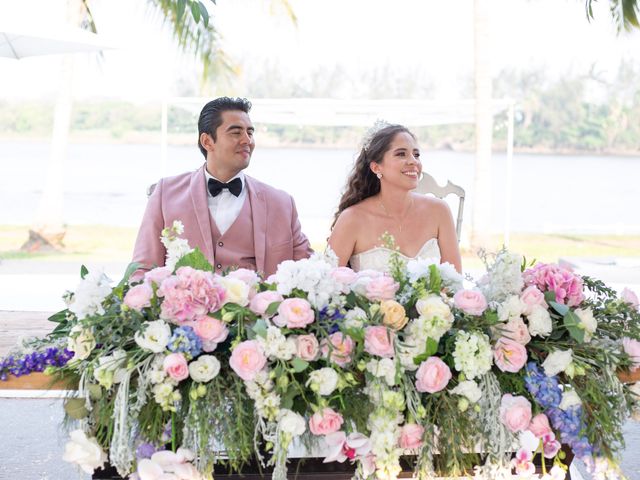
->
[328,124,462,273]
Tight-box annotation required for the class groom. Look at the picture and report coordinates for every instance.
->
[132,97,313,277]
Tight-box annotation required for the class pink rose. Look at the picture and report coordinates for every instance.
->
[453,289,488,316]
[124,283,153,311]
[623,337,640,372]
[520,286,547,315]
[163,353,189,381]
[273,298,315,329]
[227,268,260,298]
[622,288,639,310]
[296,334,320,361]
[309,408,344,436]
[499,316,531,345]
[399,424,424,450]
[321,332,355,366]
[144,266,173,287]
[331,267,357,291]
[229,340,267,381]
[493,337,528,373]
[364,326,395,358]
[499,394,532,433]
[249,291,283,317]
[528,413,552,438]
[194,316,228,343]
[365,275,399,301]
[415,356,451,393]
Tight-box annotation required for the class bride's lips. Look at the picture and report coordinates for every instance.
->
[402,171,419,178]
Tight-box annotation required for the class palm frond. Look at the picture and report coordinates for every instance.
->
[585,0,640,33]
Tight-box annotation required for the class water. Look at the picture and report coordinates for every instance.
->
[1,142,639,237]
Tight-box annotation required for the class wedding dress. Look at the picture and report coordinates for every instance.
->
[349,237,441,273]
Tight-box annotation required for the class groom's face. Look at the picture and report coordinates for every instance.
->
[207,110,255,180]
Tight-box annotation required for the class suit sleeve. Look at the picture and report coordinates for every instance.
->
[131,179,167,273]
[290,196,314,260]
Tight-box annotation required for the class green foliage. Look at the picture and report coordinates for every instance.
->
[174,248,213,271]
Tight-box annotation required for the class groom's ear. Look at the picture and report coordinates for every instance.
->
[200,132,216,152]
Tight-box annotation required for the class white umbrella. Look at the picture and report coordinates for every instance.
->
[0,23,115,59]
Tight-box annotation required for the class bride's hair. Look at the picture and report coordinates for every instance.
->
[332,124,415,229]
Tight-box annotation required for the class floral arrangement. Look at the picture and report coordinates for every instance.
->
[4,222,640,480]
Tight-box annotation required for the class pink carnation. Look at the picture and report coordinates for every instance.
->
[124,283,153,311]
[499,394,532,433]
[415,356,451,393]
[453,289,488,316]
[249,291,283,317]
[399,424,425,450]
[523,263,584,307]
[309,408,344,436]
[321,332,355,366]
[273,298,315,329]
[623,337,640,372]
[364,326,395,358]
[365,275,399,301]
[156,267,226,324]
[163,353,189,381]
[528,413,552,438]
[194,316,228,344]
[493,337,527,373]
[229,340,267,381]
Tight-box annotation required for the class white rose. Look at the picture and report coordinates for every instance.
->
[498,295,524,322]
[344,307,367,329]
[559,390,582,411]
[188,355,221,383]
[307,367,339,396]
[278,409,306,436]
[62,429,107,474]
[450,380,482,403]
[574,308,597,342]
[220,277,250,307]
[135,320,171,353]
[542,349,573,377]
[67,325,96,360]
[527,305,552,338]
[416,294,453,322]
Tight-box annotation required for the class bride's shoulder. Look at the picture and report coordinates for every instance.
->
[335,199,376,227]
[412,194,452,216]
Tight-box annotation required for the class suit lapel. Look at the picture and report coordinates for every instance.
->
[246,176,266,274]
[190,165,214,258]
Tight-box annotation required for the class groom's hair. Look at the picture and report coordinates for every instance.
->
[198,97,252,158]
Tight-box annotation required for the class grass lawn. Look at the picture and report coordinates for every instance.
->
[1,225,638,269]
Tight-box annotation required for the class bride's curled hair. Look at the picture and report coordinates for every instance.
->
[332,124,416,229]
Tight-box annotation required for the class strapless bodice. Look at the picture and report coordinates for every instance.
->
[349,238,441,273]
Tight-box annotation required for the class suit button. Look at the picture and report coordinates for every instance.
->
[218,241,224,247]
[216,263,222,269]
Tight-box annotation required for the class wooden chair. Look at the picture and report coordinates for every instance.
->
[414,172,465,242]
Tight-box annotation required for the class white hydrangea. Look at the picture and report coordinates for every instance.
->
[161,221,194,271]
[406,259,463,293]
[478,251,524,304]
[68,270,112,320]
[257,326,296,361]
[272,252,343,309]
[306,367,339,396]
[366,358,397,386]
[407,294,454,343]
[147,354,169,384]
[451,380,482,403]
[452,331,493,380]
[498,295,525,322]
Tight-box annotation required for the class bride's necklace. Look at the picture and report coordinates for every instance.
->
[378,196,414,234]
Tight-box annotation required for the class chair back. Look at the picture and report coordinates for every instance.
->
[414,172,465,241]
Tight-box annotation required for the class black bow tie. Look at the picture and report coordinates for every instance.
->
[208,177,242,197]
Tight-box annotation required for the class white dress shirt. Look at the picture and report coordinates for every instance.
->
[204,169,247,235]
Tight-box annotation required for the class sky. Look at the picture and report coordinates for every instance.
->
[0,0,639,101]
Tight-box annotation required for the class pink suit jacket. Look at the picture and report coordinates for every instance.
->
[132,166,313,277]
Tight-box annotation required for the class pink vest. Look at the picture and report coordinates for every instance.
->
[209,195,257,273]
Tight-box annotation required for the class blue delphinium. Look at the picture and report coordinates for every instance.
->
[167,326,201,359]
[524,361,562,408]
[319,306,345,334]
[0,347,74,381]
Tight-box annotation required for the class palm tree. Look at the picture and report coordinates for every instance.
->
[586,0,639,32]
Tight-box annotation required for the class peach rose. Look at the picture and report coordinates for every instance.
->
[453,289,488,316]
[194,316,228,343]
[364,326,395,358]
[399,424,424,450]
[273,298,315,329]
[229,340,267,381]
[296,334,320,361]
[321,332,355,366]
[499,394,532,433]
[415,356,451,393]
[123,283,153,311]
[163,353,189,381]
[493,337,528,373]
[528,413,552,438]
[249,291,283,317]
[380,300,408,330]
[365,275,399,302]
[309,408,344,436]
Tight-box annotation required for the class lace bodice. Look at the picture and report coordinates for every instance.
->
[349,238,441,273]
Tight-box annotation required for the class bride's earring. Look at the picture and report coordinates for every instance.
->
[376,173,382,179]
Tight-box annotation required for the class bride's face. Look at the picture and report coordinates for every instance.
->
[373,132,422,190]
